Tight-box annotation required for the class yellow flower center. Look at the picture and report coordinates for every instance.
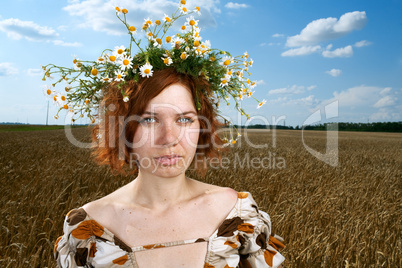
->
[163,58,169,64]
[194,40,200,47]
[148,32,153,37]
[231,140,237,144]
[98,57,104,62]
[61,96,66,101]
[123,59,130,66]
[224,60,231,66]
[144,69,150,74]
[259,102,263,107]
[129,26,136,32]
[156,38,162,45]
[228,71,232,76]
[115,7,120,12]
[122,8,128,14]
[155,20,161,25]
[117,49,124,54]
[73,59,77,64]
[210,56,215,62]
[146,20,152,25]
[196,7,200,12]
[165,17,171,22]
[189,20,195,26]
[181,25,186,30]
[142,24,148,30]
[182,7,187,12]
[109,55,116,62]
[247,79,251,84]
[181,0,186,4]
[195,32,200,38]
[85,99,90,104]
[63,104,68,109]
[180,53,187,60]
[91,68,98,76]
[117,74,122,79]
[251,82,255,86]
[166,36,172,43]
[53,96,57,101]
[46,89,51,95]
[222,79,227,84]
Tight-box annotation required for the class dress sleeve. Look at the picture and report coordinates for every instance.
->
[237,192,285,268]
[54,208,99,268]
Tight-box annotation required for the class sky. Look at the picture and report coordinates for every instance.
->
[0,0,401,127]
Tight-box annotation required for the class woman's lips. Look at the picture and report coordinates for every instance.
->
[154,155,182,165]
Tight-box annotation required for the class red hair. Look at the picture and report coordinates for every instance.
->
[92,68,226,175]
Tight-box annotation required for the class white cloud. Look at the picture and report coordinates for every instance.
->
[269,85,314,95]
[0,62,18,76]
[0,18,58,41]
[225,2,249,9]
[52,40,82,47]
[255,80,265,85]
[374,96,396,108]
[307,85,317,91]
[326,68,342,77]
[380,87,392,95]
[27,68,43,76]
[281,45,321,57]
[317,85,401,122]
[322,45,353,58]
[64,0,220,35]
[286,11,367,47]
[269,95,319,106]
[272,33,284,38]
[354,40,371,47]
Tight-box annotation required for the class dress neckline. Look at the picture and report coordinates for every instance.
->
[80,194,241,252]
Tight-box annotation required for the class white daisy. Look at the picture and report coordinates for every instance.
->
[161,56,173,66]
[220,56,234,67]
[220,77,229,87]
[101,75,111,83]
[118,55,133,70]
[123,96,129,102]
[144,17,153,26]
[114,70,126,82]
[113,45,126,58]
[42,85,54,98]
[139,62,153,78]
[257,99,266,109]
[171,36,185,48]
[163,14,172,23]
[97,56,106,64]
[194,6,201,15]
[186,16,198,28]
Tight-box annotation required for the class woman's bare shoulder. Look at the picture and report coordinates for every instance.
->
[82,183,131,221]
[188,179,238,216]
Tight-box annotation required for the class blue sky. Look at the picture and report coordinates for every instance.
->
[1,0,401,126]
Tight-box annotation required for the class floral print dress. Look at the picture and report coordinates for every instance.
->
[54,192,285,267]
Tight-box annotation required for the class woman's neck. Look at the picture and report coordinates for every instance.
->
[129,170,194,210]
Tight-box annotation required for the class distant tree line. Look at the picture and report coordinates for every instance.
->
[233,122,402,133]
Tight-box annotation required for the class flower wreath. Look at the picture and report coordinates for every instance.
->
[42,0,266,145]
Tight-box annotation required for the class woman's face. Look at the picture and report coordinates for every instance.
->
[131,83,200,178]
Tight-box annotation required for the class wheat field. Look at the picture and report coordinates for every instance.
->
[0,127,400,267]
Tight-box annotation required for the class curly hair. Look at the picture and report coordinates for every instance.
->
[92,68,226,175]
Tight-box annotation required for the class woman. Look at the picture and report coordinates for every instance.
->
[47,2,284,267]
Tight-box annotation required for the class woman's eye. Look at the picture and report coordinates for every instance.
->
[141,117,156,123]
[178,117,194,124]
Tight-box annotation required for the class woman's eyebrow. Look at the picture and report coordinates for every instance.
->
[142,111,197,115]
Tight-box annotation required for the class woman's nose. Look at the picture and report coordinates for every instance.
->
[156,121,182,147]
